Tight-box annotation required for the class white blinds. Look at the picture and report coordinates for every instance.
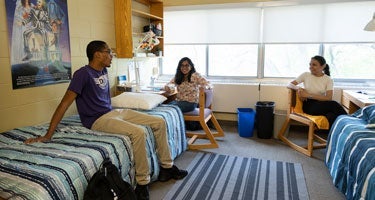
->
[165,1,375,44]
[164,8,261,43]
[263,4,325,43]
[263,1,375,43]
[321,2,375,42]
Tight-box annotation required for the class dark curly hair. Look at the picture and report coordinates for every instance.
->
[174,57,196,85]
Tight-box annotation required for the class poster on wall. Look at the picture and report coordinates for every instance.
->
[5,0,71,89]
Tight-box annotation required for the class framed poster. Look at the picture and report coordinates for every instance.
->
[5,0,71,89]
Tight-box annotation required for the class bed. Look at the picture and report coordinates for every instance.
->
[0,104,187,200]
[325,105,375,200]
[0,117,134,200]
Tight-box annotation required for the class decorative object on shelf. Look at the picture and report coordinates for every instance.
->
[137,31,160,51]
[143,22,162,36]
[364,12,375,31]
[155,23,162,36]
[132,31,161,92]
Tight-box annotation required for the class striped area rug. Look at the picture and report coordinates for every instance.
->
[164,152,309,200]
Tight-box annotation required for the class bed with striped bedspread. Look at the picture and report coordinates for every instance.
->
[325,105,375,200]
[0,104,187,200]
[0,122,134,200]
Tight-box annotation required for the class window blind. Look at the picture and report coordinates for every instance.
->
[263,1,375,43]
[164,8,261,44]
[165,1,375,44]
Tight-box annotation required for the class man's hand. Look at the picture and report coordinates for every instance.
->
[24,135,50,144]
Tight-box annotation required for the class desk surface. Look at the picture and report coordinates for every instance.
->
[342,90,375,114]
[343,90,375,107]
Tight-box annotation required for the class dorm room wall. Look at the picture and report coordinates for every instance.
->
[0,0,130,132]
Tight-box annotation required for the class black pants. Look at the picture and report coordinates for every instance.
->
[302,99,347,129]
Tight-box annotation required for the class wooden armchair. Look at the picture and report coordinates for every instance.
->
[183,88,224,149]
[277,89,328,156]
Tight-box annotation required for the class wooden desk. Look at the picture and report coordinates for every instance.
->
[116,85,132,96]
[341,90,375,114]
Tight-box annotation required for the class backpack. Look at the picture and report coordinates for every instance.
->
[84,158,137,200]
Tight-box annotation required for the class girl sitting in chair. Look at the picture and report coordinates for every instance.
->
[288,55,347,129]
[164,57,212,113]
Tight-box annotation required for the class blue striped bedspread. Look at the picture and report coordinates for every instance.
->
[36,104,186,184]
[325,105,375,200]
[0,104,187,200]
[0,120,134,200]
[134,104,188,182]
[143,104,187,159]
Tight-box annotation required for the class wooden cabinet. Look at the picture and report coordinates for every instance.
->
[114,0,163,58]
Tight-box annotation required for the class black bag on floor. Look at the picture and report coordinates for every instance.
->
[84,158,136,200]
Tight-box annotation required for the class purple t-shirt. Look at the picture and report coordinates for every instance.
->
[68,65,112,129]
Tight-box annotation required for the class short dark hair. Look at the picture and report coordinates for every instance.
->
[86,40,107,61]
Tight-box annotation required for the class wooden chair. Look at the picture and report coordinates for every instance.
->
[277,89,328,157]
[183,88,225,149]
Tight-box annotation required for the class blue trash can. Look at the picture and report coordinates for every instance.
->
[237,108,255,137]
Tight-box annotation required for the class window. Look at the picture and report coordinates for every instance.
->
[264,44,320,78]
[208,44,258,77]
[163,1,375,82]
[324,43,375,80]
[163,45,206,75]
[163,44,259,77]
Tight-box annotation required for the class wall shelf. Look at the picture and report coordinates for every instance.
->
[132,9,163,20]
[134,0,163,6]
[114,0,164,58]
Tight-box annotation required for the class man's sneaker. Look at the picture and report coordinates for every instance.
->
[135,184,149,200]
[158,165,188,182]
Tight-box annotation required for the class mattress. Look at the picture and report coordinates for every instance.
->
[325,105,375,200]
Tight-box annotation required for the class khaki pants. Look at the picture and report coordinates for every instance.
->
[92,109,173,185]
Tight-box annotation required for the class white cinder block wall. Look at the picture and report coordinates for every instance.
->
[212,83,288,113]
[213,83,342,117]
[212,83,343,138]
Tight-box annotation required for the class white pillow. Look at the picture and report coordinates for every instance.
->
[111,92,167,110]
